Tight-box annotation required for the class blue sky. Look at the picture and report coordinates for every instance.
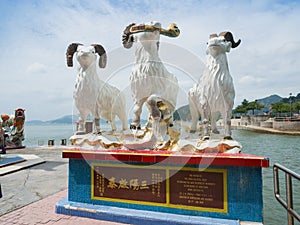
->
[0,0,299,120]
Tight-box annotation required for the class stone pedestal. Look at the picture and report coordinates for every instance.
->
[56,149,269,224]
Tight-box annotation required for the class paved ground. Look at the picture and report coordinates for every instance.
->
[0,147,125,225]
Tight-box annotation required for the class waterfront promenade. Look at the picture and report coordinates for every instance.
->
[0,147,125,225]
[231,118,300,135]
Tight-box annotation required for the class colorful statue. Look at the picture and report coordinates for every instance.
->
[10,108,26,146]
[0,122,5,154]
[1,114,14,133]
[1,108,26,149]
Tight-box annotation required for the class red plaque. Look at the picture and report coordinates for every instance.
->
[92,164,227,213]
[169,169,225,209]
[92,165,166,203]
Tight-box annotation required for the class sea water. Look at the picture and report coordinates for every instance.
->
[22,124,300,225]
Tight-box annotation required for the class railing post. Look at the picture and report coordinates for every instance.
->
[286,173,294,225]
[274,166,279,197]
[273,163,300,224]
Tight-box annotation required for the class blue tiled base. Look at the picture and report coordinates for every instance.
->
[56,197,240,225]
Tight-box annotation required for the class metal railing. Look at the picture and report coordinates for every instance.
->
[273,163,300,225]
[274,117,300,122]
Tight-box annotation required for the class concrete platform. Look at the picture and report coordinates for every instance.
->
[0,154,45,176]
[56,197,240,225]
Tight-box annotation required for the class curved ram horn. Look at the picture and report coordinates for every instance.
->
[219,31,241,48]
[160,23,180,38]
[66,43,82,67]
[92,44,107,68]
[122,23,136,49]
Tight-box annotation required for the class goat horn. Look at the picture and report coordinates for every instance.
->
[127,23,180,38]
[219,31,241,48]
[66,43,82,67]
[122,23,136,49]
[92,44,107,68]
[159,23,180,37]
[209,33,218,39]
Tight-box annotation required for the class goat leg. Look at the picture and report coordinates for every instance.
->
[94,118,101,134]
[130,100,145,130]
[76,116,86,135]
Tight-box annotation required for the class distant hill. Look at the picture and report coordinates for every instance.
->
[173,94,290,121]
[25,120,45,125]
[256,94,282,107]
[173,105,191,121]
[26,115,78,125]
[46,115,78,124]
[282,93,300,104]
[26,115,148,125]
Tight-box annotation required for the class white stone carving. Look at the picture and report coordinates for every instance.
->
[189,32,241,138]
[66,43,128,134]
[122,21,179,134]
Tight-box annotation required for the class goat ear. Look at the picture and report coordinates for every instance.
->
[92,44,107,68]
[66,43,82,67]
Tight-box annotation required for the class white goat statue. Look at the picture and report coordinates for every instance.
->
[122,22,180,136]
[66,43,128,134]
[189,32,241,139]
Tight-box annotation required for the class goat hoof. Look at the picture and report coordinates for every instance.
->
[223,136,233,140]
[76,131,86,135]
[130,124,141,130]
[92,131,102,135]
[202,136,210,141]
[212,129,220,134]
[190,130,196,134]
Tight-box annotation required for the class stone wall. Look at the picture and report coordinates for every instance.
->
[239,115,300,131]
[273,120,300,131]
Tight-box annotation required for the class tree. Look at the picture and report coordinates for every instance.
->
[241,99,249,108]
[270,102,290,116]
[233,99,249,116]
[233,104,247,115]
[233,99,265,116]
[293,101,300,114]
[246,100,265,115]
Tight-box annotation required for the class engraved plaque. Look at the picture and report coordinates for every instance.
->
[92,164,227,213]
[169,169,225,209]
[92,165,166,203]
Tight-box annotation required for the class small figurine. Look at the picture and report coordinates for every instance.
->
[1,108,26,148]
[0,122,6,154]
[1,114,14,133]
[9,108,25,146]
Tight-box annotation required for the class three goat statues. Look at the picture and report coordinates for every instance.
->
[67,22,242,153]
